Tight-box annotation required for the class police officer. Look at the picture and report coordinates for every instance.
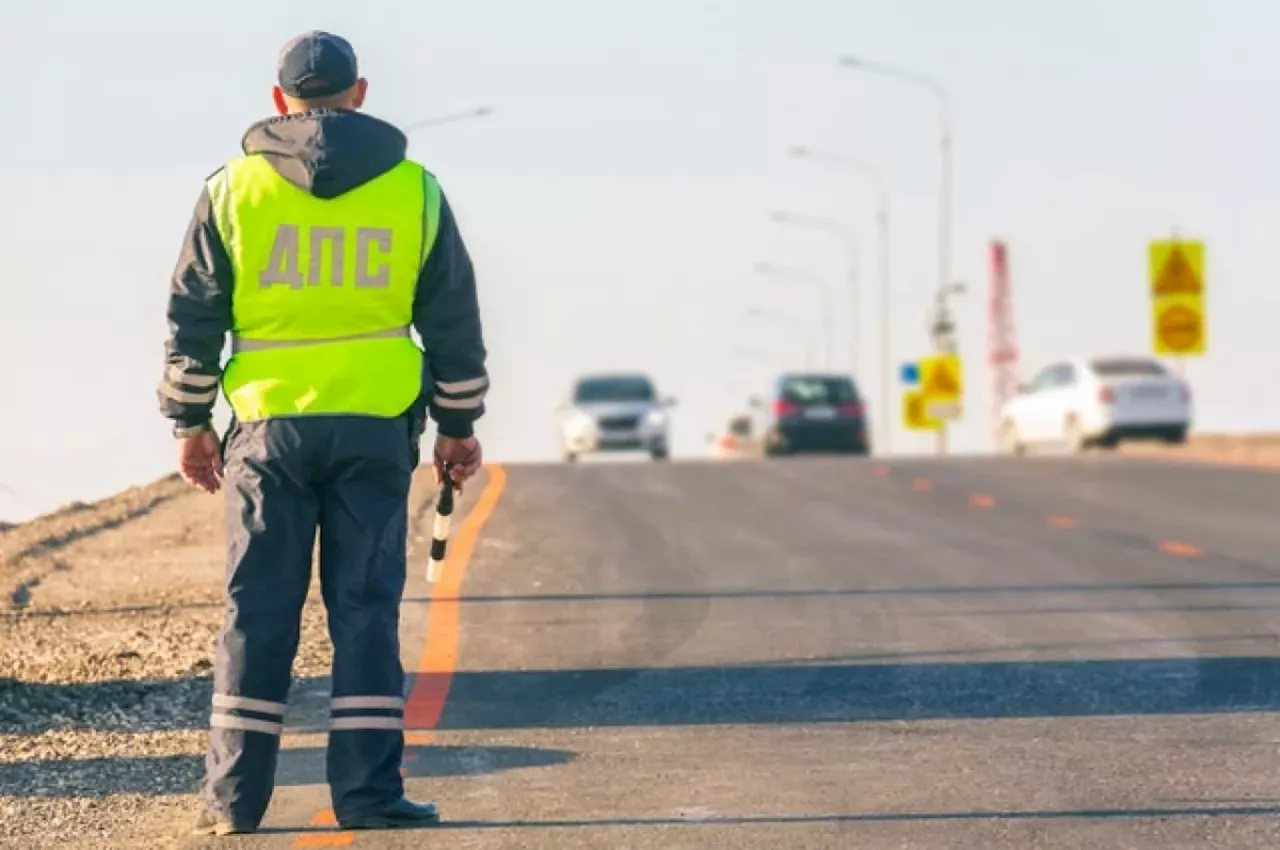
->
[156,30,490,836]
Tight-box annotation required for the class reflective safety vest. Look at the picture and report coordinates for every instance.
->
[209,155,441,422]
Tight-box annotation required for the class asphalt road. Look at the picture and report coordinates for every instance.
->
[185,455,1280,849]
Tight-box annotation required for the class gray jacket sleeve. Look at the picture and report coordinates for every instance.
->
[157,178,233,430]
[413,188,489,439]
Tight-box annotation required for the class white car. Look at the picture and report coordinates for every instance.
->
[999,355,1191,454]
[556,373,674,462]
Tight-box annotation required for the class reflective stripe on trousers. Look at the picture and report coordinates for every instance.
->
[331,695,406,731]
[200,415,414,827]
[229,325,411,355]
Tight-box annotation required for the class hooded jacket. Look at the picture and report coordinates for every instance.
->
[157,109,488,439]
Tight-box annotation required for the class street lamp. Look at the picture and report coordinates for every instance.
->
[736,345,789,374]
[770,210,861,376]
[401,105,496,134]
[928,282,967,352]
[737,345,781,360]
[837,55,954,454]
[754,262,835,368]
[743,306,817,368]
[837,57,950,303]
[788,146,894,454]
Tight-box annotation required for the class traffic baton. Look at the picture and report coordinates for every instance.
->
[426,463,455,583]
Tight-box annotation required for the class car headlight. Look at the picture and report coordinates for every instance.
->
[645,409,667,427]
[565,411,596,436]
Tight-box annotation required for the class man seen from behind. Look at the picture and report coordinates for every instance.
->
[156,30,489,835]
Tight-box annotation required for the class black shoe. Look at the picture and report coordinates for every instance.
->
[191,808,255,836]
[338,797,441,830]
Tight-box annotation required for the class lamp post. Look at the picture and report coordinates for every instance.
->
[769,211,861,376]
[736,346,787,369]
[788,146,893,454]
[743,306,817,369]
[754,262,835,369]
[401,105,496,134]
[837,55,956,455]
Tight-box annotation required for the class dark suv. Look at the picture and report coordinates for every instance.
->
[749,372,869,456]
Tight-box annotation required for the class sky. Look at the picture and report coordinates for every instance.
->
[1,0,1277,521]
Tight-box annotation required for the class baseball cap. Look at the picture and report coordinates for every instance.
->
[277,31,359,99]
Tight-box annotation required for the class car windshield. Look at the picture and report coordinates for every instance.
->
[1090,358,1168,377]
[573,376,656,403]
[779,376,858,405]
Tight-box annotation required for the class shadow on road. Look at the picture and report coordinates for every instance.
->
[14,580,1280,620]
[431,655,1280,730]
[0,744,575,798]
[416,579,1280,606]
[417,803,1280,831]
[0,673,215,736]
[419,803,1280,830]
[10,653,1280,736]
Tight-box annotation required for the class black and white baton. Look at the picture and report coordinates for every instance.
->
[427,463,455,583]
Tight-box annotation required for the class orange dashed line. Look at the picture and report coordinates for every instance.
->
[872,466,890,478]
[969,494,997,508]
[295,834,354,848]
[1047,516,1079,529]
[1159,540,1204,557]
[292,810,352,848]
[912,478,934,492]
[293,467,508,846]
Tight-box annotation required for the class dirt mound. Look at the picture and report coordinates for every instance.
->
[0,468,440,849]
[1119,432,1280,469]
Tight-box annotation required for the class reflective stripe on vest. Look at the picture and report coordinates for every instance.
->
[209,155,442,422]
[229,325,412,355]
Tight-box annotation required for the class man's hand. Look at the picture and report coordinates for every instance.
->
[179,429,224,494]
[433,435,482,492]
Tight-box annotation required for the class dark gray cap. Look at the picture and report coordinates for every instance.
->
[277,31,359,99]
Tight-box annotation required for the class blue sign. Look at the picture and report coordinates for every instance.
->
[900,362,920,385]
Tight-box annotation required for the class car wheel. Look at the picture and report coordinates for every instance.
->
[562,450,578,463]
[1063,415,1086,454]
[1000,420,1025,456]
[649,446,669,461]
[1162,426,1188,445]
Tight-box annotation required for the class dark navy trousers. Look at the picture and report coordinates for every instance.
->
[200,413,416,827]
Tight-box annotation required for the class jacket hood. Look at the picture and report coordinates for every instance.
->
[240,109,408,199]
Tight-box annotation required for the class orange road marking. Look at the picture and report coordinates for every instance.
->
[295,831,353,848]
[293,465,508,847]
[294,811,352,847]
[969,494,997,508]
[1159,540,1204,557]
[872,465,890,478]
[1047,516,1079,529]
[404,465,508,729]
[912,478,934,491]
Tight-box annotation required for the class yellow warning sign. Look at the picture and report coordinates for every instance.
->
[1152,294,1205,355]
[1149,240,1204,297]
[919,354,963,420]
[902,390,942,431]
[1149,238,1206,358]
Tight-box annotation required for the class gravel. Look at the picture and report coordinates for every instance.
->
[0,469,439,849]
